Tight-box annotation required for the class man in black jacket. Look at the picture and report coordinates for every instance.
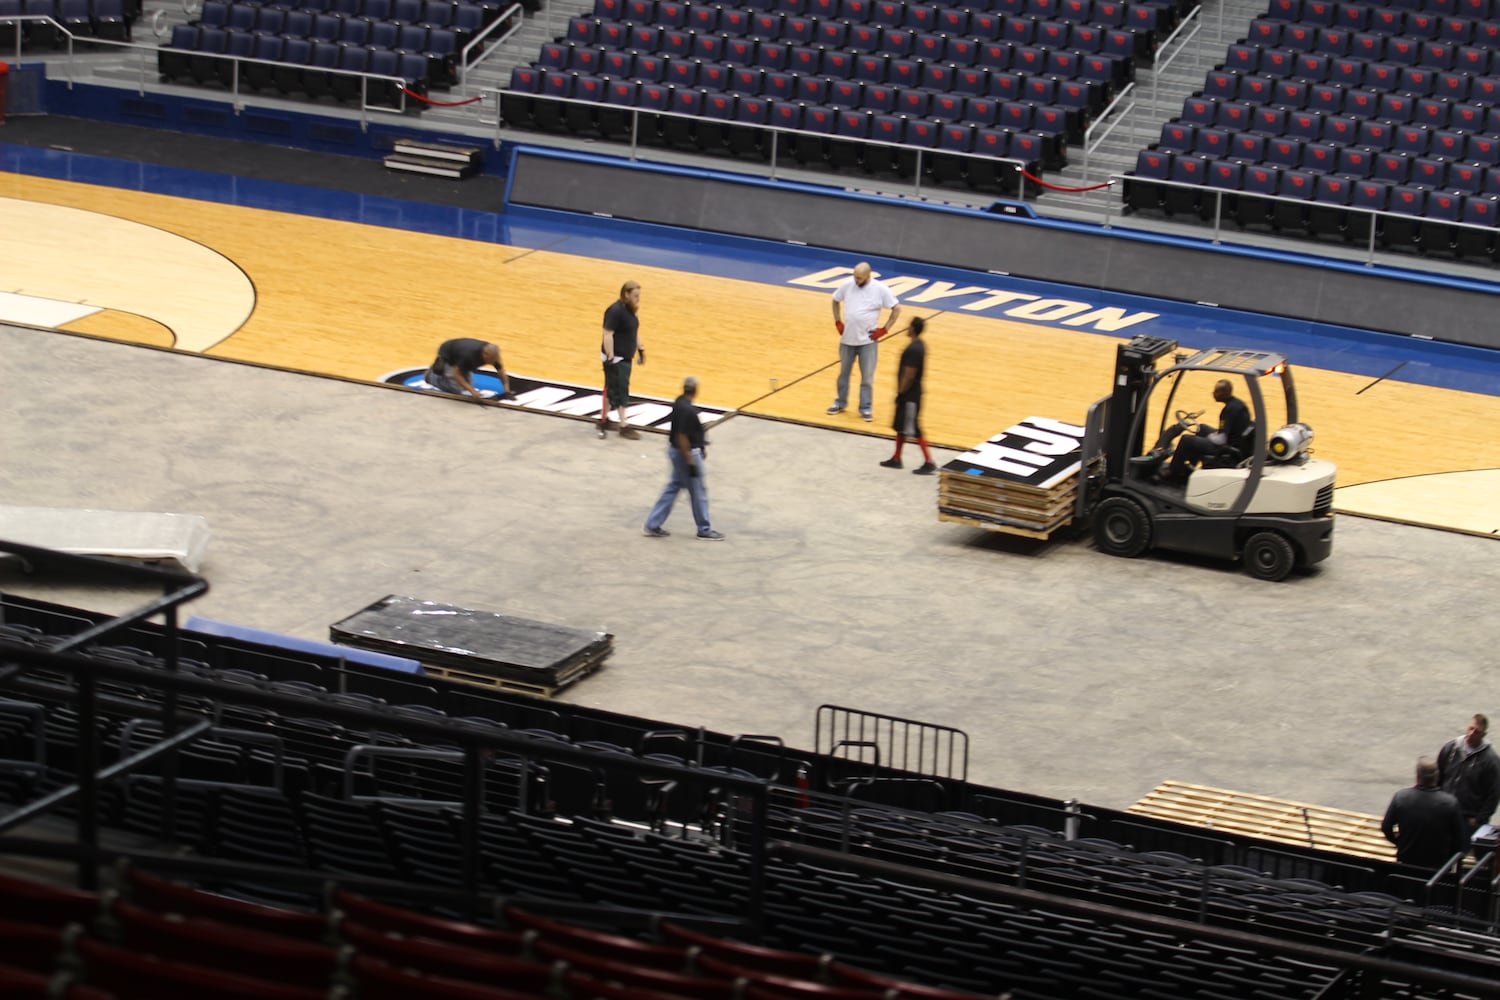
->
[1382,758,1469,869]
[1438,713,1500,831]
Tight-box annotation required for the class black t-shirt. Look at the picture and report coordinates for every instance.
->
[602,300,639,359]
[1219,395,1251,444]
[897,338,927,399]
[434,337,488,376]
[670,394,705,451]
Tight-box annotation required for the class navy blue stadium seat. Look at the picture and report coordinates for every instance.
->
[1456,194,1498,258]
[1309,172,1353,236]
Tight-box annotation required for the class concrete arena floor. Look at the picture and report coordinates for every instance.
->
[2,323,1496,819]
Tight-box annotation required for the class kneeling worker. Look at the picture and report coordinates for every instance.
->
[427,338,515,402]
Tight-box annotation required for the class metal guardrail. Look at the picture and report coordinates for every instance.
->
[1105,170,1500,265]
[481,85,1036,199]
[814,703,968,781]
[456,0,521,88]
[1082,80,1135,184]
[3,16,413,124]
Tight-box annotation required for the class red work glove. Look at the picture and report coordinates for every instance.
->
[871,327,888,341]
[835,321,845,334]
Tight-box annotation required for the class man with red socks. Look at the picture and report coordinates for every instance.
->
[880,316,936,475]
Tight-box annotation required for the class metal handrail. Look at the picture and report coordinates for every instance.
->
[4,17,412,124]
[482,85,1036,199]
[1105,170,1500,265]
[1082,80,1135,184]
[457,0,521,88]
[1148,4,1204,118]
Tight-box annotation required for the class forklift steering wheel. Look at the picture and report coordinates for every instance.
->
[1174,409,1203,430]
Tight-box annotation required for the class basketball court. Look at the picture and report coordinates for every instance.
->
[1,143,1497,537]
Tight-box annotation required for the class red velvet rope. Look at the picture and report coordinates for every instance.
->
[399,86,484,106]
[1021,170,1114,192]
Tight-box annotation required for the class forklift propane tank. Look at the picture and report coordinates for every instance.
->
[1268,422,1314,462]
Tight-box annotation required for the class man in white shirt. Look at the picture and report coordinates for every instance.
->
[829,262,901,422]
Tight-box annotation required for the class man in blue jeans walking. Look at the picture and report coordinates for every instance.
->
[644,376,725,540]
[828,262,902,422]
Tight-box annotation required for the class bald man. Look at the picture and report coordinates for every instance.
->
[829,262,901,422]
[426,338,514,401]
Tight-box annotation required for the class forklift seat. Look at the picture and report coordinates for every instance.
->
[1205,422,1256,469]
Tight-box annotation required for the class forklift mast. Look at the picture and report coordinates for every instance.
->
[1104,335,1179,483]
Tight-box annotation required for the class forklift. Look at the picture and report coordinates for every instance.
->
[1079,335,1336,581]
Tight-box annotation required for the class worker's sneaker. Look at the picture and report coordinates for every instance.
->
[826,404,846,415]
[696,530,726,540]
[879,458,903,469]
[643,525,670,538]
[913,462,938,476]
[860,411,873,421]
[619,427,641,440]
[596,421,609,439]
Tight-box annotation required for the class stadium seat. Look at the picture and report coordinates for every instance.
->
[1382,184,1427,248]
[1158,120,1195,152]
[1374,150,1412,183]
[1456,194,1499,258]
[1201,158,1242,222]
[157,23,195,80]
[1348,179,1392,243]
[794,103,836,164]
[1163,153,1208,215]
[1262,136,1302,169]
[1236,162,1282,226]
[1272,168,1316,231]
[1309,172,1353,237]
[1419,190,1463,254]
[1301,141,1338,172]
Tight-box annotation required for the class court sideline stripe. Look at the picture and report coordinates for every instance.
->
[1356,361,1407,395]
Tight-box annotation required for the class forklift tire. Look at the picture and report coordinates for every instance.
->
[1094,496,1151,558]
[1243,530,1296,582]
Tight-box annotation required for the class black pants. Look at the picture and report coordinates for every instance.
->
[1170,432,1219,476]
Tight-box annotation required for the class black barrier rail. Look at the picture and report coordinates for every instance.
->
[769,839,1500,1000]
[1,17,413,123]
[484,85,1036,200]
[502,146,1500,349]
[814,703,968,782]
[0,636,779,920]
[0,539,206,890]
[1108,169,1500,267]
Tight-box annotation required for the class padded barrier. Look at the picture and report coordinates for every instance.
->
[184,614,424,674]
[505,146,1500,351]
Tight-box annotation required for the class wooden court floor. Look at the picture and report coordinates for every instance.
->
[2,172,1497,536]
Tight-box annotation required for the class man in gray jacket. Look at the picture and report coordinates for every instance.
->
[1437,713,1500,832]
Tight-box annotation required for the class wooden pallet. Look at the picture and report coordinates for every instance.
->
[423,659,602,698]
[937,418,1098,539]
[1130,780,1395,862]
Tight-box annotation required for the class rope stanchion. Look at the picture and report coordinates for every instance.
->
[399,86,484,106]
[1020,170,1114,193]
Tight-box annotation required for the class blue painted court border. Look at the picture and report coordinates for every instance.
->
[6,139,1500,397]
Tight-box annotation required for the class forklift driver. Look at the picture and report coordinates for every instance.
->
[1157,379,1252,482]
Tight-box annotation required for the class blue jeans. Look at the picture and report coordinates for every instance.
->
[834,342,878,414]
[646,447,711,535]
